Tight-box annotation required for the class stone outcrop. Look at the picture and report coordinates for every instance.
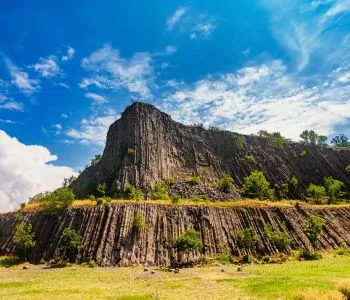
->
[1,203,349,266]
[71,102,350,200]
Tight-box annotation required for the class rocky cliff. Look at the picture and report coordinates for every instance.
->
[1,204,349,266]
[71,102,350,200]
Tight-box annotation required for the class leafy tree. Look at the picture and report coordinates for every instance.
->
[306,184,326,204]
[241,170,275,200]
[62,175,76,188]
[317,135,328,146]
[173,228,203,255]
[234,228,258,252]
[124,184,144,201]
[264,224,291,251]
[217,174,234,193]
[90,154,102,166]
[244,154,257,164]
[133,212,146,230]
[345,165,350,173]
[304,215,324,250]
[40,187,75,216]
[13,222,36,261]
[300,130,318,145]
[61,227,82,261]
[331,134,350,147]
[323,176,345,204]
[97,183,107,197]
[150,183,169,200]
[279,183,289,199]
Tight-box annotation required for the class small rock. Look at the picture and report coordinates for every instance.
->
[151,271,155,274]
[23,265,29,270]
[143,268,148,272]
[237,266,243,272]
[221,268,225,272]
[174,269,179,274]
[5,265,10,268]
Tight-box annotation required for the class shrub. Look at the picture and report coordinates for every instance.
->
[279,183,289,198]
[299,249,322,260]
[133,212,146,230]
[127,147,136,155]
[345,165,350,173]
[215,250,232,265]
[339,285,350,300]
[217,174,234,193]
[61,228,82,261]
[264,224,291,251]
[40,187,75,216]
[0,255,22,267]
[96,183,107,197]
[96,198,105,205]
[186,176,201,185]
[150,183,169,200]
[163,178,175,186]
[88,194,96,201]
[306,184,326,204]
[233,227,258,252]
[300,149,307,157]
[173,228,203,253]
[323,176,345,204]
[243,154,257,164]
[171,194,181,203]
[20,202,26,210]
[231,133,245,150]
[241,170,275,200]
[28,191,51,204]
[304,215,324,249]
[191,195,202,202]
[124,184,144,201]
[88,260,97,268]
[290,176,299,186]
[13,222,36,260]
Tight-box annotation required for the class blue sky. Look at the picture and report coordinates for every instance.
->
[1,0,350,210]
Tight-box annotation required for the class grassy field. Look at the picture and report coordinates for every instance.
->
[1,254,350,299]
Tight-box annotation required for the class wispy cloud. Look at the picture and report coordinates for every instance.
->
[85,92,107,104]
[62,46,75,62]
[0,95,23,111]
[80,45,153,97]
[0,119,23,125]
[32,55,62,78]
[5,59,40,93]
[161,60,350,140]
[66,108,119,145]
[167,7,187,30]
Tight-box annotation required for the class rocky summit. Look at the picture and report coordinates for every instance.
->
[71,102,350,200]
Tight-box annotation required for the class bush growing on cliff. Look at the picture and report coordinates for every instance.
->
[243,154,257,164]
[173,228,203,254]
[171,194,181,203]
[124,184,144,201]
[306,184,325,204]
[40,187,75,216]
[233,228,258,252]
[133,212,146,230]
[304,215,324,250]
[217,174,234,193]
[345,165,350,173]
[163,178,175,186]
[290,176,299,186]
[186,176,201,185]
[13,214,36,261]
[264,224,291,252]
[241,171,274,200]
[151,183,169,200]
[61,227,82,261]
[323,176,345,204]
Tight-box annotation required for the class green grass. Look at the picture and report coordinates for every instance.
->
[1,254,350,299]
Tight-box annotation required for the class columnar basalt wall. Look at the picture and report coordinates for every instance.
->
[1,204,349,266]
[71,102,350,200]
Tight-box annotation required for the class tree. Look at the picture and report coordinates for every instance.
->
[217,174,234,193]
[234,228,258,252]
[173,228,203,261]
[300,130,326,145]
[317,135,328,146]
[62,176,76,188]
[241,170,275,200]
[264,224,291,252]
[304,215,324,250]
[150,183,169,200]
[13,222,36,261]
[306,184,326,204]
[323,176,345,204]
[331,134,350,147]
[124,184,144,201]
[97,183,107,197]
[40,187,75,216]
[90,154,102,166]
[61,227,82,262]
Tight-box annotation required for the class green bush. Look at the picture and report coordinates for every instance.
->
[339,285,350,299]
[127,147,136,155]
[133,212,146,230]
[88,260,97,268]
[96,198,104,205]
[0,255,22,267]
[191,195,202,202]
[290,176,299,186]
[300,149,307,157]
[173,228,203,253]
[150,184,169,200]
[186,176,201,185]
[61,227,82,261]
[215,250,232,265]
[171,194,181,203]
[13,221,36,260]
[264,224,291,251]
[306,184,326,204]
[20,202,27,210]
[233,227,258,251]
[88,194,96,201]
[124,184,144,201]
[39,187,75,216]
[241,170,275,200]
[323,176,345,204]
[96,183,107,197]
[345,165,350,173]
[279,183,289,198]
[217,174,234,193]
[299,249,322,260]
[231,133,245,150]
[304,215,324,249]
[243,154,257,164]
[163,178,175,186]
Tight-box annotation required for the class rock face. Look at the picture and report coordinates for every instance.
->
[1,204,349,266]
[71,102,350,199]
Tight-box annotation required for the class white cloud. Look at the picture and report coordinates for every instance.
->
[52,123,62,130]
[161,60,350,140]
[167,7,187,30]
[66,108,119,145]
[192,23,215,38]
[165,45,177,54]
[0,130,77,212]
[33,55,62,78]
[62,46,75,61]
[61,113,68,118]
[0,119,22,125]
[5,59,40,93]
[0,95,23,111]
[80,45,153,97]
[85,92,107,104]
[58,82,69,89]
[338,71,350,83]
